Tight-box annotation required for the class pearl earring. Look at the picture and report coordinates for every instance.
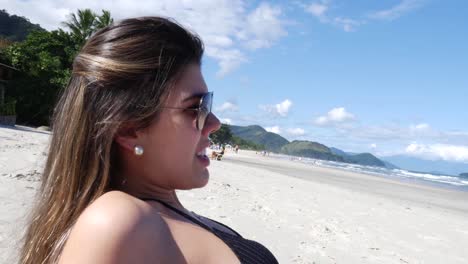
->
[134,145,144,156]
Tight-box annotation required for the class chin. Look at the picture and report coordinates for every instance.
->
[196,170,210,188]
[180,170,209,190]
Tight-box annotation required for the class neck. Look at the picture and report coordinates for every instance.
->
[113,152,185,210]
[138,191,184,209]
[117,180,184,209]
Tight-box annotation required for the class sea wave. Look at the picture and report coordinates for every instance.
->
[271,153,468,190]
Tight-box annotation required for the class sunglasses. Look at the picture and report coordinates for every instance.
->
[163,92,213,130]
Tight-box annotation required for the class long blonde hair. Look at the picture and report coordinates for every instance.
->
[19,16,204,264]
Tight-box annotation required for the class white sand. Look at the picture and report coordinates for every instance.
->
[0,126,49,263]
[2,126,468,263]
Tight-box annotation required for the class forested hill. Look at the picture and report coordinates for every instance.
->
[0,9,45,42]
[280,140,344,162]
[1,9,113,126]
[228,124,388,168]
[229,125,289,152]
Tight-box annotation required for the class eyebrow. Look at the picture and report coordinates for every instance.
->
[181,92,205,103]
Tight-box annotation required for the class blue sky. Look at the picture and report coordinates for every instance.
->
[2,0,468,163]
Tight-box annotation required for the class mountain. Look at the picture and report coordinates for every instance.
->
[229,125,289,152]
[0,10,45,42]
[342,153,386,167]
[229,125,388,167]
[330,147,347,156]
[382,161,399,170]
[331,147,391,168]
[281,140,344,162]
[382,155,468,176]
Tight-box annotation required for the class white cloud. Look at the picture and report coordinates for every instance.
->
[405,143,468,163]
[305,117,468,157]
[259,99,292,117]
[287,128,306,136]
[333,17,362,32]
[1,0,287,76]
[410,123,430,132]
[315,107,355,126]
[306,2,328,17]
[206,47,247,77]
[369,0,424,21]
[220,118,232,125]
[439,131,468,146]
[329,122,468,156]
[302,0,423,32]
[370,143,377,149]
[275,99,292,117]
[238,2,287,50]
[265,126,281,134]
[216,101,239,112]
[301,1,363,32]
[203,35,234,48]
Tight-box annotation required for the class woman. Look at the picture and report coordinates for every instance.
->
[19,17,278,264]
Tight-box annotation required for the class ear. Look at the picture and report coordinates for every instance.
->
[114,124,142,153]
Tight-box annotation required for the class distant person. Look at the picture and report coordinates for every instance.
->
[211,144,225,160]
[19,16,278,264]
[235,144,239,153]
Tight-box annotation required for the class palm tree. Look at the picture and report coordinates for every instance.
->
[62,9,97,44]
[62,9,113,45]
[95,10,113,29]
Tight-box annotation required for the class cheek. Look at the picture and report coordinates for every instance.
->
[143,115,201,174]
[176,133,199,159]
[153,129,199,165]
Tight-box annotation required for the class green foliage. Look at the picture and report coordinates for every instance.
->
[231,136,265,151]
[280,140,344,161]
[0,98,16,115]
[2,9,114,125]
[282,140,330,153]
[95,10,113,29]
[4,29,76,125]
[211,123,233,144]
[62,9,114,46]
[230,124,388,166]
[210,124,264,150]
[0,9,45,42]
[229,125,289,152]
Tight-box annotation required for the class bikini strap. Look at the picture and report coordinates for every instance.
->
[200,215,242,237]
[140,197,214,232]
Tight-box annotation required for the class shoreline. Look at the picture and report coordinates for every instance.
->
[222,150,468,214]
[240,149,468,193]
[2,127,468,263]
[182,150,468,263]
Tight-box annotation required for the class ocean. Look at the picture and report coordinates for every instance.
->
[271,153,468,192]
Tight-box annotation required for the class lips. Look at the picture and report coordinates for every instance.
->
[196,148,207,157]
[195,146,210,167]
[195,141,211,157]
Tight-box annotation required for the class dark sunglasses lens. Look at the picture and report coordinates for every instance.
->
[197,93,213,130]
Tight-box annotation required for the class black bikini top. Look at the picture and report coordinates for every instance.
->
[141,198,279,264]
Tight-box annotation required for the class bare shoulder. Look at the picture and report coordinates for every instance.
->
[58,191,186,264]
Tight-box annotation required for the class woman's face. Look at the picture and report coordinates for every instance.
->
[136,64,220,190]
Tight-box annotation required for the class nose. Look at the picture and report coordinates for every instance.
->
[203,112,221,136]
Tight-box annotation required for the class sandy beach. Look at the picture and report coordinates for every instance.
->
[1,125,468,264]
